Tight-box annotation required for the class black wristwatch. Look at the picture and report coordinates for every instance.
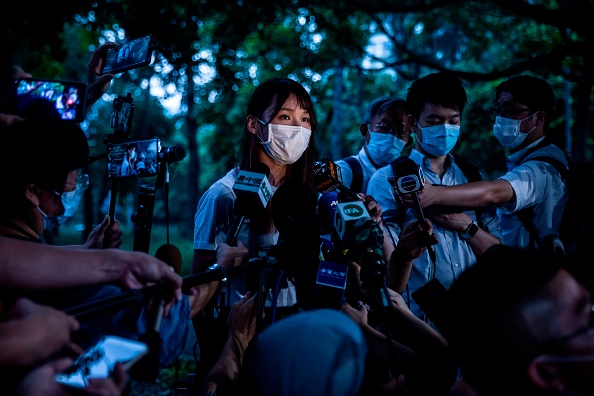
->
[460,221,479,239]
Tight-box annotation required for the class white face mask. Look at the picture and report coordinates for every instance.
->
[492,113,537,148]
[259,123,312,165]
[366,132,406,167]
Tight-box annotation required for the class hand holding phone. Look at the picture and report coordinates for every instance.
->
[55,336,148,388]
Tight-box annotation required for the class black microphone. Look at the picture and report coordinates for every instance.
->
[389,157,437,266]
[226,162,272,246]
[268,181,347,310]
[314,157,362,202]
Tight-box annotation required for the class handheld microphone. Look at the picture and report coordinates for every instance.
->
[314,157,362,202]
[389,157,437,265]
[226,162,273,245]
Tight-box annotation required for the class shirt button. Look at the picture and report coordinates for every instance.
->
[454,263,459,267]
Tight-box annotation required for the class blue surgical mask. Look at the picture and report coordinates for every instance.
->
[36,206,59,231]
[55,174,89,225]
[366,132,407,167]
[416,123,460,156]
[492,114,537,149]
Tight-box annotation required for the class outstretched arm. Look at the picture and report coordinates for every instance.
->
[401,179,515,209]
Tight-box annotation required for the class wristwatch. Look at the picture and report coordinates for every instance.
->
[460,221,479,239]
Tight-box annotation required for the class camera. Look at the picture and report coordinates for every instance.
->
[14,78,87,122]
[100,35,154,76]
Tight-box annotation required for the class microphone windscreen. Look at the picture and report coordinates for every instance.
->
[155,243,182,274]
[271,180,319,232]
[318,191,338,232]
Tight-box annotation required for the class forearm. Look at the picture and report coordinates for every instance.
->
[429,180,512,208]
[199,334,245,395]
[387,250,414,294]
[465,229,501,257]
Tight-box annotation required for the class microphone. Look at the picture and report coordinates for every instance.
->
[313,157,362,203]
[226,162,273,245]
[268,181,346,310]
[389,157,437,265]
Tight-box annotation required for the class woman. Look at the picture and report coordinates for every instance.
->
[191,77,319,380]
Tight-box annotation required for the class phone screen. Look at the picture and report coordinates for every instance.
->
[14,78,87,122]
[100,35,154,75]
[55,336,148,388]
[107,138,160,179]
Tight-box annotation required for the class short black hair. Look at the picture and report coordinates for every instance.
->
[406,72,467,120]
[495,75,554,130]
[445,245,566,395]
[2,117,89,213]
[363,96,407,124]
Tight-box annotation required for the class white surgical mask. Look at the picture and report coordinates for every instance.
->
[366,132,406,167]
[259,123,311,165]
[492,113,537,148]
[417,123,460,157]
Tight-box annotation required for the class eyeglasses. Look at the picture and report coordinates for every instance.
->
[53,173,89,198]
[490,106,534,118]
[368,123,409,136]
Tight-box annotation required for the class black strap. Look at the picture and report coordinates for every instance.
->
[343,156,363,193]
[514,143,570,250]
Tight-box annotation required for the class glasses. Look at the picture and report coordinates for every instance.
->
[490,106,534,118]
[368,123,409,136]
[53,173,89,198]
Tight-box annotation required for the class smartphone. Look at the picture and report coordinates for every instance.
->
[411,278,450,334]
[100,35,154,75]
[55,335,148,388]
[14,78,87,122]
[107,138,161,179]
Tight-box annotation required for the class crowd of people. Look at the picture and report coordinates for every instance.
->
[2,24,591,396]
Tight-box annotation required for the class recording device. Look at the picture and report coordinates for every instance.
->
[55,336,148,388]
[342,217,392,312]
[107,138,160,179]
[389,156,437,265]
[109,93,135,136]
[314,157,362,202]
[226,163,273,246]
[14,78,87,122]
[100,35,154,75]
[411,278,450,335]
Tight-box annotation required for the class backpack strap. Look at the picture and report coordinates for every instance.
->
[343,156,363,193]
[514,143,570,251]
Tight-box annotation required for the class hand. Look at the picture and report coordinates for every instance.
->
[360,194,383,224]
[216,241,248,269]
[17,358,128,396]
[6,298,80,364]
[86,43,116,109]
[112,250,183,315]
[430,211,471,233]
[397,180,435,209]
[228,291,261,356]
[394,219,438,260]
[340,301,369,327]
[83,215,122,249]
[0,113,25,127]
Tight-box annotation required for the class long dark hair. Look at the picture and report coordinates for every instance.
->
[239,78,318,188]
[237,78,319,233]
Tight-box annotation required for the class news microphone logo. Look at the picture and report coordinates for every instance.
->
[396,166,425,194]
[233,170,272,207]
[334,201,368,240]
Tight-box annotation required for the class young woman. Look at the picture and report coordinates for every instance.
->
[191,77,319,379]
